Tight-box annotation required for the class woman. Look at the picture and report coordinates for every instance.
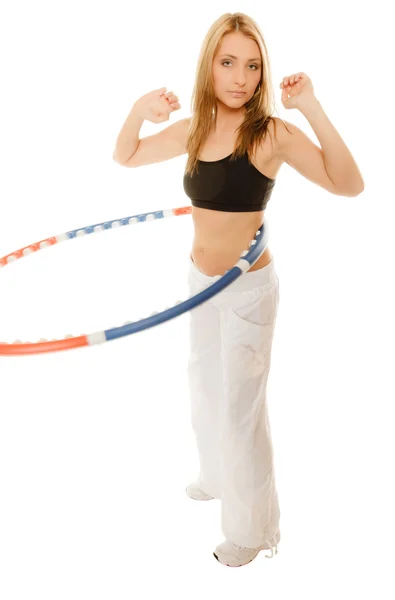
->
[113,12,364,568]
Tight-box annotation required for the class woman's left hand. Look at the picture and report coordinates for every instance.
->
[280,72,316,110]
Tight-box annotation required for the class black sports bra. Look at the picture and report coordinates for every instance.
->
[183,151,276,212]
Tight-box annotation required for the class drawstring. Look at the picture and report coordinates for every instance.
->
[264,544,278,559]
[262,537,279,559]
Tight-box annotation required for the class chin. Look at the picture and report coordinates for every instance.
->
[220,95,248,107]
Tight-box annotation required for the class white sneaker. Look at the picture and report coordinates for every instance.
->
[213,537,279,567]
[185,483,214,501]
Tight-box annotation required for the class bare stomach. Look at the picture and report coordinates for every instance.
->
[190,207,272,276]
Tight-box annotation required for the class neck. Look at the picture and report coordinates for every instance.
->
[212,103,246,134]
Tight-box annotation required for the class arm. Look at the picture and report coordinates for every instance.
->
[113,105,145,164]
[113,88,186,167]
[277,101,365,197]
[113,108,189,168]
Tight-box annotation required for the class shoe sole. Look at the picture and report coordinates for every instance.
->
[185,487,214,501]
[213,544,278,567]
[213,552,255,567]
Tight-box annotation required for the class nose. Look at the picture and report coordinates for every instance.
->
[233,68,247,88]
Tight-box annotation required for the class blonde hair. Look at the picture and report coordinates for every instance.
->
[185,12,290,176]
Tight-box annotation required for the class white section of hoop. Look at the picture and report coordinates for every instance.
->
[235,258,252,273]
[87,331,107,346]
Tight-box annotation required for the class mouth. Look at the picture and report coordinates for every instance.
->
[228,91,246,96]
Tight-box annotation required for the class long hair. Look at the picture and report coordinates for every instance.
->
[185,12,291,176]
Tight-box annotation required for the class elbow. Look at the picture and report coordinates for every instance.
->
[357,179,365,195]
[350,175,365,197]
[112,152,124,165]
[112,151,137,168]
[334,179,365,197]
[112,149,129,165]
[349,180,365,197]
[338,188,364,197]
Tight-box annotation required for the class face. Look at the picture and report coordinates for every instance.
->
[212,31,262,108]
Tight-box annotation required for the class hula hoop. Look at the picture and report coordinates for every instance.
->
[0,206,269,356]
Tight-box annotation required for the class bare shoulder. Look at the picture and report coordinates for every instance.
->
[167,115,191,151]
[270,117,312,158]
[267,117,293,155]
[163,115,191,146]
[253,117,286,178]
[179,116,192,151]
[263,116,302,165]
[254,117,287,163]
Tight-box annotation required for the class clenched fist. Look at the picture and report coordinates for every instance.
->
[134,87,181,124]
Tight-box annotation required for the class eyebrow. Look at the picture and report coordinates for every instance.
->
[219,54,261,62]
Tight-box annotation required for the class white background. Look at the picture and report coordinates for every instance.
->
[0,0,394,598]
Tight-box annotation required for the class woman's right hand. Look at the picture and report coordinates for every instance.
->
[134,87,181,124]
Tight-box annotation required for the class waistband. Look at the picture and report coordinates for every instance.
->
[188,253,276,292]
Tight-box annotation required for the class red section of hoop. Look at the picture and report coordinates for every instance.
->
[173,206,192,216]
[0,335,89,356]
[0,207,194,354]
[0,237,58,268]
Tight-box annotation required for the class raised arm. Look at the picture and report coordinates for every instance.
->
[113,87,189,167]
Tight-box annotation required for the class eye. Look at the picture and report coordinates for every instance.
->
[221,61,259,70]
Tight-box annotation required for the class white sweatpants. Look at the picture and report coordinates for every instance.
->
[187,253,281,549]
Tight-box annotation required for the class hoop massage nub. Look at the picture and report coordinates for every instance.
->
[0,206,269,356]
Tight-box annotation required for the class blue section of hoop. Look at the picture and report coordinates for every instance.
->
[104,220,268,342]
[65,211,165,238]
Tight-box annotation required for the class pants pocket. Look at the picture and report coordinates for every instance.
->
[230,278,279,328]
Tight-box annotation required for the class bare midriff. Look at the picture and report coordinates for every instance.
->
[189,121,283,277]
[190,208,272,276]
